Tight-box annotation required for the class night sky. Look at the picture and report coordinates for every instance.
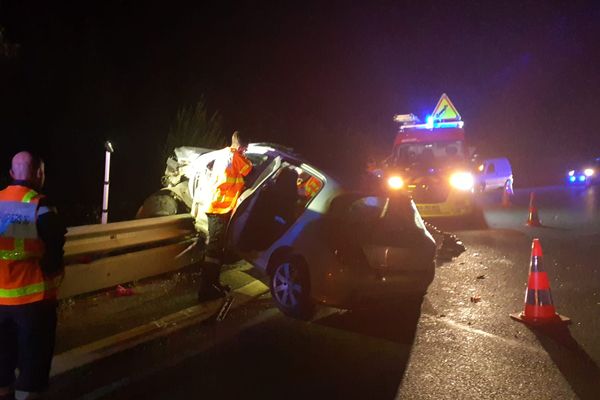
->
[1,1,599,224]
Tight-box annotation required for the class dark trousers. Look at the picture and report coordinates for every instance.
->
[0,300,57,392]
[202,213,231,289]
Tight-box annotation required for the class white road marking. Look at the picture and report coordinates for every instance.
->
[421,313,547,355]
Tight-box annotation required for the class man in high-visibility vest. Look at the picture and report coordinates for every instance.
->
[0,152,66,400]
[196,131,252,301]
[297,174,322,199]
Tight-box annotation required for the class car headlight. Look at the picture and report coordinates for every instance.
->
[584,168,595,177]
[449,171,475,191]
[568,170,575,177]
[387,176,404,190]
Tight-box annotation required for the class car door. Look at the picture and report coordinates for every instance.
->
[485,161,499,189]
[226,156,282,253]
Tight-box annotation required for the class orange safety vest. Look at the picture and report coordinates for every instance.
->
[0,185,61,305]
[303,176,323,198]
[206,148,253,214]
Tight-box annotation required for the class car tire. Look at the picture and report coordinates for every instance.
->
[270,256,314,319]
[136,192,183,218]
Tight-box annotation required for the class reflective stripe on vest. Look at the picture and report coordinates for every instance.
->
[205,148,251,214]
[0,185,54,305]
[0,189,42,261]
[0,275,61,298]
[224,176,245,185]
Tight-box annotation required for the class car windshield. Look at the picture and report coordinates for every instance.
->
[393,140,466,166]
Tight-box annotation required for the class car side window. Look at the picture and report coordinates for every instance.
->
[487,163,495,174]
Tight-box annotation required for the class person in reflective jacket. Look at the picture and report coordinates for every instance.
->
[195,131,252,301]
[0,151,66,400]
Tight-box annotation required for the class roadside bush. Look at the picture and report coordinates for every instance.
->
[161,97,226,162]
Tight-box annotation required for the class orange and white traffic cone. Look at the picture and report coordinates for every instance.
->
[501,181,512,208]
[510,239,570,325]
[526,192,542,226]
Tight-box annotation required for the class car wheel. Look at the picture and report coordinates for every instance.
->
[270,256,314,319]
[136,192,183,218]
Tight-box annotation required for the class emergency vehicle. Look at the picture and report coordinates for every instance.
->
[384,94,477,218]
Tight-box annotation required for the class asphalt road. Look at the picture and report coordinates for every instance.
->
[48,184,600,400]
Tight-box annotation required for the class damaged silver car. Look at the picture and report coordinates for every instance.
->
[139,143,436,318]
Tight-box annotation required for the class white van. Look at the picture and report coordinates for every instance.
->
[476,157,513,192]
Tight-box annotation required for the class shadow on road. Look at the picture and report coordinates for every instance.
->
[94,296,424,400]
[314,295,424,345]
[531,325,600,400]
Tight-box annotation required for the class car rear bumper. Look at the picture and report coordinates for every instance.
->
[313,244,435,307]
[349,266,435,304]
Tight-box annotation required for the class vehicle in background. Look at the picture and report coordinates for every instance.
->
[566,157,600,186]
[383,94,478,219]
[138,143,436,318]
[476,157,513,193]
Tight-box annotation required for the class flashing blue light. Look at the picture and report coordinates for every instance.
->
[578,175,586,182]
[425,115,434,128]
[401,119,464,131]
[569,176,576,183]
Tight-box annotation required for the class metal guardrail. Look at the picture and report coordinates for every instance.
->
[59,215,204,299]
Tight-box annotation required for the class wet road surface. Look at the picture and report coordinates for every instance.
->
[47,184,600,399]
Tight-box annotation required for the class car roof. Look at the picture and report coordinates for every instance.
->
[246,143,332,185]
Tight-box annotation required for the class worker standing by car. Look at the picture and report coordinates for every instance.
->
[297,173,322,200]
[197,131,252,301]
[0,151,66,400]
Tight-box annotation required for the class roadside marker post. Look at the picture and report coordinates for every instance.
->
[101,140,115,224]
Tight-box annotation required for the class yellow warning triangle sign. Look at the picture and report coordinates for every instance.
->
[431,93,461,121]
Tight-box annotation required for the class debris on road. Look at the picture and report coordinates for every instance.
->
[114,284,135,297]
[215,296,235,323]
[437,234,466,260]
[426,221,466,261]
